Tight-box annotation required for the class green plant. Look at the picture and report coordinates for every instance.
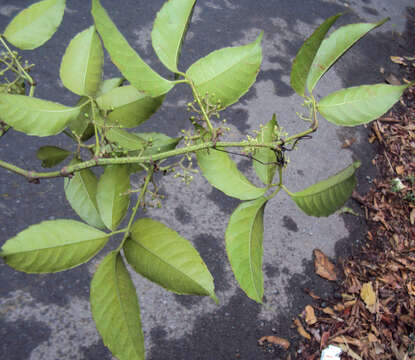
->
[0,0,410,359]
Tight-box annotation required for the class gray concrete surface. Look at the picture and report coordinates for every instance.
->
[0,0,413,359]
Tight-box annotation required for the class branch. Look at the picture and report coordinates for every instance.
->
[0,140,282,181]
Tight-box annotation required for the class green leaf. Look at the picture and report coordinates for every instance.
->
[91,0,174,97]
[36,146,71,168]
[1,220,109,273]
[317,83,409,126]
[151,0,196,73]
[96,85,163,128]
[137,132,181,156]
[106,129,145,151]
[186,33,263,109]
[290,13,341,97]
[0,94,80,136]
[68,97,92,138]
[64,160,105,229]
[3,0,65,50]
[60,26,104,96]
[196,147,266,200]
[225,197,267,303]
[253,114,277,185]
[96,77,124,97]
[124,218,217,302]
[90,251,145,360]
[307,18,388,93]
[289,161,361,217]
[97,165,130,231]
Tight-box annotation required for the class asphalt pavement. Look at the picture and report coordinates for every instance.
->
[0,0,413,359]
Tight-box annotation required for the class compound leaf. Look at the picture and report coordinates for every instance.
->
[91,0,174,97]
[290,13,341,97]
[64,160,105,229]
[307,18,388,93]
[124,218,217,302]
[1,220,109,273]
[3,0,65,50]
[96,85,163,128]
[225,197,267,303]
[186,33,263,109]
[0,94,80,136]
[60,26,104,96]
[36,146,71,168]
[253,114,277,185]
[106,129,145,151]
[289,161,361,217]
[317,83,409,126]
[97,165,130,231]
[196,147,266,200]
[90,252,144,360]
[96,77,124,97]
[151,0,196,73]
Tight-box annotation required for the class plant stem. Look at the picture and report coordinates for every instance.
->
[186,78,215,135]
[0,35,36,96]
[116,168,153,252]
[0,140,282,180]
[89,98,101,157]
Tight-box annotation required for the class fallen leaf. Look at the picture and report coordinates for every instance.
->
[407,282,415,296]
[395,165,405,175]
[410,209,415,225]
[367,333,378,343]
[390,56,406,65]
[322,307,335,316]
[360,282,376,313]
[258,336,290,350]
[294,318,311,340]
[332,336,362,348]
[341,137,357,148]
[304,305,317,325]
[314,249,337,281]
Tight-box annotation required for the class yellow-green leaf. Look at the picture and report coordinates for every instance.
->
[3,0,65,50]
[1,220,109,273]
[90,252,145,360]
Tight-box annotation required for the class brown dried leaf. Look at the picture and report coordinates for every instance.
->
[322,307,335,316]
[342,137,357,148]
[396,165,405,175]
[332,336,363,348]
[360,282,377,313]
[304,305,317,325]
[410,209,415,225]
[294,318,311,340]
[407,282,415,296]
[258,336,290,350]
[314,249,337,281]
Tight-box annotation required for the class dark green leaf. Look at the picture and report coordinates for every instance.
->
[290,13,341,97]
[96,85,163,128]
[225,197,267,303]
[151,0,196,73]
[124,218,217,302]
[317,83,410,126]
[289,161,361,217]
[3,0,65,50]
[60,26,104,96]
[1,220,109,273]
[0,94,80,136]
[196,147,266,200]
[253,114,277,185]
[91,0,174,97]
[90,252,145,360]
[36,146,71,168]
[64,159,105,229]
[97,165,130,231]
[186,33,263,109]
[307,18,388,93]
